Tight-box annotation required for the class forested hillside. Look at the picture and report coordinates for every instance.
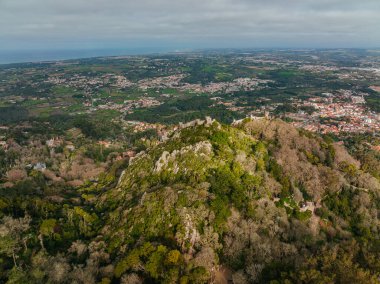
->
[1,118,380,283]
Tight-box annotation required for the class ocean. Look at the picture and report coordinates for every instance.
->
[0,48,170,65]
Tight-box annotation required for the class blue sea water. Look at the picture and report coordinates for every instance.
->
[0,48,170,65]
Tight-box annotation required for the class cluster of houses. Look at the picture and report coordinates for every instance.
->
[290,91,380,134]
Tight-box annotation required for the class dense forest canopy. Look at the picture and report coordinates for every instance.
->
[1,49,380,283]
[1,118,380,283]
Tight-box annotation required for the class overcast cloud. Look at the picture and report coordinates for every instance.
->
[0,0,379,51]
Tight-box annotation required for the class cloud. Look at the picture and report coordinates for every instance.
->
[0,0,379,50]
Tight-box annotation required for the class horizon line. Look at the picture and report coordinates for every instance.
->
[1,47,380,66]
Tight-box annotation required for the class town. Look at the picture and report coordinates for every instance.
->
[289,90,380,134]
[1,49,380,186]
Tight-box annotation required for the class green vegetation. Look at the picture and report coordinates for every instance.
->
[1,118,380,283]
[1,49,380,283]
[0,106,29,123]
[125,95,242,124]
[365,90,380,112]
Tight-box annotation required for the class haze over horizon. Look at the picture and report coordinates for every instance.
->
[1,0,380,63]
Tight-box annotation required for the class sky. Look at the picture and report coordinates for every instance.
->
[0,0,380,53]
